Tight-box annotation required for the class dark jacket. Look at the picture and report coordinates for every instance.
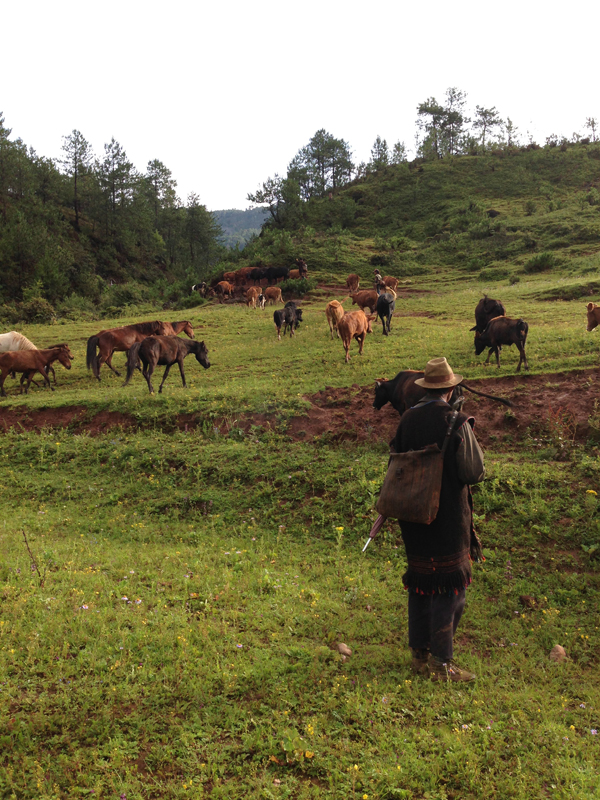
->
[391,399,484,594]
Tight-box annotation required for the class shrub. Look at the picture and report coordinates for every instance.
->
[478,268,510,282]
[396,263,429,277]
[370,254,393,267]
[174,294,209,311]
[509,275,520,285]
[56,293,98,321]
[469,221,492,240]
[18,297,56,324]
[523,252,561,273]
[279,277,318,297]
[586,188,600,206]
[524,200,537,216]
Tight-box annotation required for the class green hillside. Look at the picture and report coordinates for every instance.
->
[233,143,600,294]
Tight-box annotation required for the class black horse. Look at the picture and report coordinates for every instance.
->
[123,336,210,394]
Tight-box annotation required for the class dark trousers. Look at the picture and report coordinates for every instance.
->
[408,589,466,662]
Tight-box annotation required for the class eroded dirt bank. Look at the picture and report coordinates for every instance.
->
[1,370,598,449]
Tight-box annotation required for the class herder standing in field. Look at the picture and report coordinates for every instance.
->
[392,358,485,682]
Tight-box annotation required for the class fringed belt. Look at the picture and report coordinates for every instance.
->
[407,549,470,574]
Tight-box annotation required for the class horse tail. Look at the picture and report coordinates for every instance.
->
[86,335,99,375]
[123,343,141,387]
[460,382,512,407]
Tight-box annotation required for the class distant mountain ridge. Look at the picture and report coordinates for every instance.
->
[211,207,269,248]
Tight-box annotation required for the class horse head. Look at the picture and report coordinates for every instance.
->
[57,349,73,369]
[182,321,195,339]
[193,341,210,369]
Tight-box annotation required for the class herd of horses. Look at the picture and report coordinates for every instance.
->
[0,321,208,397]
[6,258,600,401]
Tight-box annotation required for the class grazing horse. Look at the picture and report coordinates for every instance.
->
[0,347,72,397]
[123,336,210,394]
[86,320,194,380]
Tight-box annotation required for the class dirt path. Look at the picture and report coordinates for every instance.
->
[0,370,598,448]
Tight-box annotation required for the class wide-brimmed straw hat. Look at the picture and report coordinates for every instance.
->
[414,357,463,389]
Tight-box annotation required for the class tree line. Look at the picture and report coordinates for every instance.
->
[0,113,222,310]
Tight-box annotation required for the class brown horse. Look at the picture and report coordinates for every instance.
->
[123,336,210,394]
[86,320,194,380]
[0,347,73,397]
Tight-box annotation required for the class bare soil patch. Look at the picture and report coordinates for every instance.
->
[1,369,598,448]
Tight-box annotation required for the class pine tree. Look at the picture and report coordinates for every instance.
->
[60,130,93,230]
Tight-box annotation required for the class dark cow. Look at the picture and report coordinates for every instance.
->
[273,302,303,340]
[474,316,529,371]
[471,295,506,333]
[266,266,289,284]
[250,267,267,285]
[373,370,511,415]
[376,284,396,336]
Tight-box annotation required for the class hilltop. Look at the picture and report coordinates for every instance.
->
[228,143,600,298]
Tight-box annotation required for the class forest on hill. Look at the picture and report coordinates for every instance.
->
[0,113,222,322]
[1,88,600,325]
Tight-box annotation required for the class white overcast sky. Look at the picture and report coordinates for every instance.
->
[3,0,598,211]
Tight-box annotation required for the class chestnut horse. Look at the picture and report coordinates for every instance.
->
[86,320,194,380]
[0,347,73,397]
[123,336,210,394]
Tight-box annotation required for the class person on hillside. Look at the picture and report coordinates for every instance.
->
[391,357,485,682]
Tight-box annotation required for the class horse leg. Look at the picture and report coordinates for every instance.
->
[104,350,121,377]
[495,347,501,368]
[144,363,155,394]
[158,363,174,393]
[0,370,8,397]
[177,358,187,388]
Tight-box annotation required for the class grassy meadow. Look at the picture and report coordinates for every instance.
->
[1,264,600,799]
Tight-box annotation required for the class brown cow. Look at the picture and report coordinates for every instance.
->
[346,274,360,293]
[374,271,399,293]
[215,281,234,301]
[337,311,373,363]
[586,302,600,331]
[265,286,283,305]
[325,300,345,339]
[289,268,308,280]
[349,290,378,313]
[236,267,255,284]
[222,271,237,283]
[245,286,261,308]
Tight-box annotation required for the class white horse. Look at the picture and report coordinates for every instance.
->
[0,331,37,352]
